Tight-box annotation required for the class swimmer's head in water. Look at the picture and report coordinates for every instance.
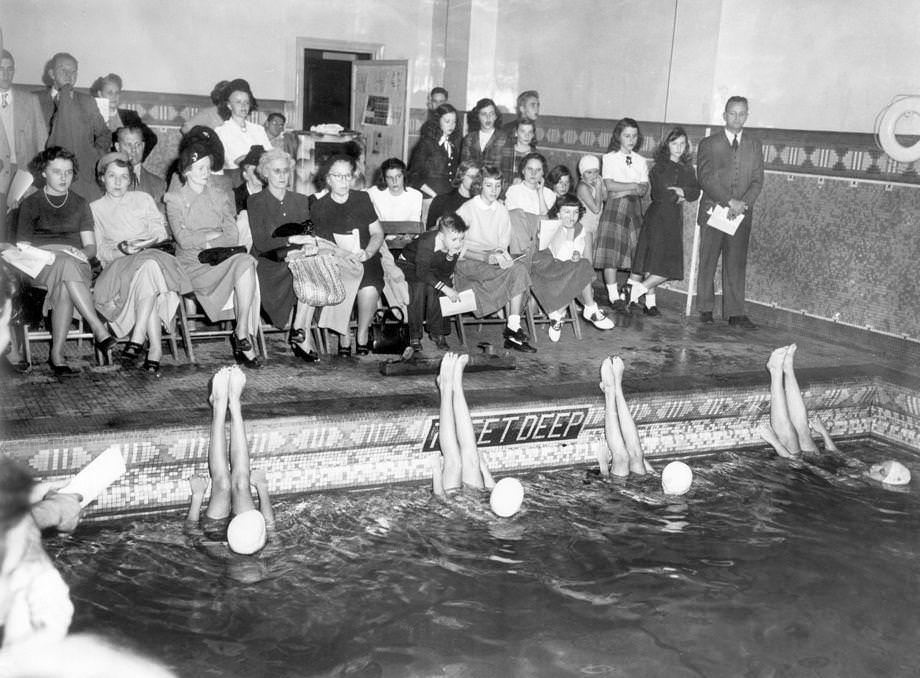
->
[661,461,693,496]
[490,477,524,517]
[867,460,911,486]
[227,509,267,555]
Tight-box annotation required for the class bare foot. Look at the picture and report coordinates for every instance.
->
[210,367,230,409]
[227,364,246,401]
[438,352,456,391]
[766,346,787,371]
[599,356,616,394]
[811,416,839,453]
[453,352,469,388]
[783,343,797,373]
[609,355,625,380]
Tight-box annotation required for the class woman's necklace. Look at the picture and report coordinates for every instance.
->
[43,187,68,209]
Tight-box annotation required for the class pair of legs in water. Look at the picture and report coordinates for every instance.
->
[597,355,652,477]
[432,352,496,496]
[758,344,837,458]
[186,365,274,534]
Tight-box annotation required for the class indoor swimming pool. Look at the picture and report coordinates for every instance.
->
[50,437,920,678]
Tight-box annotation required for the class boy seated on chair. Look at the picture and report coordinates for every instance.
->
[396,213,467,352]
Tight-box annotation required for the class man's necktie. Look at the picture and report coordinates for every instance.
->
[1,92,7,109]
[731,135,739,152]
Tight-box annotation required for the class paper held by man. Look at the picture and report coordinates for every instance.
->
[706,205,744,236]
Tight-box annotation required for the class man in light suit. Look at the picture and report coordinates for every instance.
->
[696,96,764,329]
[115,124,166,212]
[34,52,109,201]
[0,49,47,237]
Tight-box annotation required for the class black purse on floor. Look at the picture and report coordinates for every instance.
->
[369,307,410,354]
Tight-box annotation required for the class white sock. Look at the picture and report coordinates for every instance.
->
[605,284,618,302]
[549,310,565,321]
[507,315,521,332]
[629,280,648,303]
[583,303,598,317]
[645,291,657,308]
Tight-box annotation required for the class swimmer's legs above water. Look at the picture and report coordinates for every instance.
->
[598,356,651,477]
[782,345,819,454]
[433,352,495,497]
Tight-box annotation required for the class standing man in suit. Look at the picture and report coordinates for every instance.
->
[0,49,47,236]
[114,124,166,211]
[696,96,764,329]
[34,52,110,201]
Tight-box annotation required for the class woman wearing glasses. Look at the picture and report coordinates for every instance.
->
[310,154,384,356]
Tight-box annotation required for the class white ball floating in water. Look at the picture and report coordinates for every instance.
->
[661,461,693,496]
[490,477,524,517]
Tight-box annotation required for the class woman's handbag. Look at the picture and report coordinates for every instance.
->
[198,246,245,266]
[369,306,410,354]
[286,247,346,306]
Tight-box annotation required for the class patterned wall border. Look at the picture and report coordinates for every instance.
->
[5,376,912,520]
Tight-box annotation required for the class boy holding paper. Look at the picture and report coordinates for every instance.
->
[397,212,467,351]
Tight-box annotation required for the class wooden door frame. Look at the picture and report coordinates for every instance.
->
[293,37,384,131]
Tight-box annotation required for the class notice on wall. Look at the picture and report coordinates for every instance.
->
[362,95,392,126]
[421,406,590,452]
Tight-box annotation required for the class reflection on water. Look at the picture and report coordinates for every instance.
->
[49,439,920,678]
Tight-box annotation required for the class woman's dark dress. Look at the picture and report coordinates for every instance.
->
[632,160,700,280]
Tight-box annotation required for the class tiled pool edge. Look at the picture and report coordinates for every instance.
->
[4,375,910,520]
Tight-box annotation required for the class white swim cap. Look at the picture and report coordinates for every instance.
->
[490,477,524,517]
[661,461,693,496]
[227,509,267,554]
[578,154,600,175]
[868,460,911,486]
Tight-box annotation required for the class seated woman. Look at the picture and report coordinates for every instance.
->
[233,145,267,215]
[432,352,497,497]
[366,157,423,223]
[310,154,385,356]
[6,147,116,376]
[504,153,610,342]
[546,164,574,201]
[90,153,192,374]
[460,98,506,168]
[214,79,271,188]
[246,147,320,362]
[426,161,480,231]
[90,72,157,157]
[408,103,459,199]
[454,165,535,353]
[165,141,262,367]
[628,127,700,315]
[596,355,653,478]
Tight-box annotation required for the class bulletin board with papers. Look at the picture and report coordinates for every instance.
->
[351,60,409,186]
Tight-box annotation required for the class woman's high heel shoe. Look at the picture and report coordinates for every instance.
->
[291,343,319,363]
[230,334,263,369]
[47,358,80,377]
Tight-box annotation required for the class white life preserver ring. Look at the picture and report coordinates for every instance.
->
[876,96,920,163]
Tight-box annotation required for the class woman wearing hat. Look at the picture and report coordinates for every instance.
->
[9,146,117,376]
[165,142,263,367]
[214,79,271,188]
[575,154,607,266]
[91,152,192,374]
[233,145,267,215]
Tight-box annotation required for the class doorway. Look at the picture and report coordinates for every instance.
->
[294,38,383,131]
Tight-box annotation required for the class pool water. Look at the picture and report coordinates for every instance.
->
[50,438,920,678]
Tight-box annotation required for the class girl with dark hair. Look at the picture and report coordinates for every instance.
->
[628,126,700,315]
[499,119,536,194]
[367,157,423,222]
[546,165,574,200]
[9,147,117,375]
[408,104,459,198]
[461,98,506,167]
[596,117,648,312]
[426,161,481,230]
[214,78,271,187]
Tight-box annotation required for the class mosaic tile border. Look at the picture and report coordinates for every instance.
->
[4,376,912,521]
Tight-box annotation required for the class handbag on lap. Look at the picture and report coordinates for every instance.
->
[285,247,346,306]
[198,246,245,266]
[369,306,410,354]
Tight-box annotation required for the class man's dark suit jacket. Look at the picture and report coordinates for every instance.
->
[696,131,764,226]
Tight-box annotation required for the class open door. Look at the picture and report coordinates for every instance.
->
[350,60,409,187]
